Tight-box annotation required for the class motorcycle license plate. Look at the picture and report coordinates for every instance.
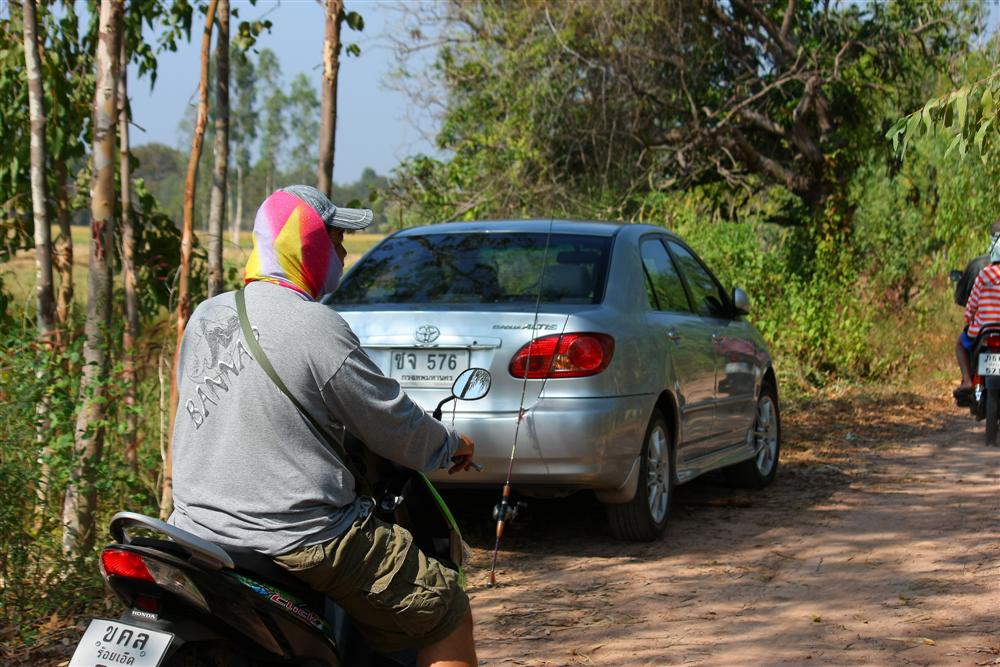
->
[979,353,1000,376]
[69,619,172,667]
[389,349,469,387]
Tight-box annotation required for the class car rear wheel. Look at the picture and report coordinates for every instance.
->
[606,410,673,541]
[724,382,780,488]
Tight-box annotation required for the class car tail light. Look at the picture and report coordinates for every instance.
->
[101,547,209,612]
[509,333,614,379]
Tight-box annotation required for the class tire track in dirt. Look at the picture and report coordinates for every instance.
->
[456,394,1000,666]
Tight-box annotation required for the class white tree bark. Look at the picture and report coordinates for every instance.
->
[62,0,123,556]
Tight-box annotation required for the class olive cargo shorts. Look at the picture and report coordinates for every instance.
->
[273,512,470,652]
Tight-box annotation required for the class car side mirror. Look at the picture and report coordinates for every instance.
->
[732,288,750,316]
[949,270,962,284]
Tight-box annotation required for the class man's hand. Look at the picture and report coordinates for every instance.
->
[448,433,476,474]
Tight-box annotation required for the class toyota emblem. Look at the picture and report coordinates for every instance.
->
[415,325,440,344]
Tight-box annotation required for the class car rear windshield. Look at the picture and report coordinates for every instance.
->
[337,232,612,306]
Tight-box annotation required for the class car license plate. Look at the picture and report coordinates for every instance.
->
[390,349,469,387]
[980,353,1000,376]
[69,619,172,667]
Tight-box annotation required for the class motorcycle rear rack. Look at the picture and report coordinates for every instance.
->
[109,511,234,570]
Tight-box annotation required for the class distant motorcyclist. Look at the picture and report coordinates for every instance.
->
[955,219,1000,399]
[169,185,478,666]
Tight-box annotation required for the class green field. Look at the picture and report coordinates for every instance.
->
[1,225,385,307]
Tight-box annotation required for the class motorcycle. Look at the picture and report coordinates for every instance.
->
[67,367,492,667]
[963,326,1000,446]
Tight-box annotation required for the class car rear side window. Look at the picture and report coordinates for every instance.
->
[640,239,691,313]
[337,232,612,306]
[667,241,729,318]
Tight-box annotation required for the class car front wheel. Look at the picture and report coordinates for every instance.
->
[724,382,780,488]
[605,409,673,541]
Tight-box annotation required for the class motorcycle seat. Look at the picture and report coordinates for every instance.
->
[223,547,324,609]
[128,536,324,609]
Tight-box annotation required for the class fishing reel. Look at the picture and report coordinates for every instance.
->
[492,496,527,524]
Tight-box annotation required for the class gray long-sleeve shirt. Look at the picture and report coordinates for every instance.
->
[168,281,459,556]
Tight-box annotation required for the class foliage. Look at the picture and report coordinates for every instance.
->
[390,0,980,228]
[0,2,92,263]
[888,36,1000,161]
[385,0,990,382]
[0,314,167,644]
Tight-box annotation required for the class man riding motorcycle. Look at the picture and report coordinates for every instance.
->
[168,185,478,666]
[956,219,1000,401]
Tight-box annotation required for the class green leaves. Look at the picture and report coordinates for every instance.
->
[232,18,272,52]
[344,11,364,32]
[892,73,1000,165]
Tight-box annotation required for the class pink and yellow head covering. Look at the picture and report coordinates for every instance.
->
[244,190,342,299]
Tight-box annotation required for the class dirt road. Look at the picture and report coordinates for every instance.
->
[456,387,1000,666]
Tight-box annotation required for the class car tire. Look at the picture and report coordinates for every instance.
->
[724,382,780,488]
[606,409,673,542]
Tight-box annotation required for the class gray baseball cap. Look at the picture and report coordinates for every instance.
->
[278,184,374,230]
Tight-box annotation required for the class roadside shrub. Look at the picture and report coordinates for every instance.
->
[0,312,167,648]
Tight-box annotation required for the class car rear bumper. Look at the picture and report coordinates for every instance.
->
[426,394,653,492]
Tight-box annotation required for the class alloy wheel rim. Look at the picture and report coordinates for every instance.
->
[645,425,671,523]
[753,396,778,475]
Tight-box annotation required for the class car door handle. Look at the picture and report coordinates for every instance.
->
[666,329,682,341]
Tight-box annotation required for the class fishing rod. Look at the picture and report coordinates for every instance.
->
[486,218,557,588]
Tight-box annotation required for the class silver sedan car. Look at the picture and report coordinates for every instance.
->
[334,220,780,540]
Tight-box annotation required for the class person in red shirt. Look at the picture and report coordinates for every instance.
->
[957,228,1000,396]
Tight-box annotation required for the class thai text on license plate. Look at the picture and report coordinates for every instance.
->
[390,349,469,387]
[979,353,1000,376]
[69,619,173,667]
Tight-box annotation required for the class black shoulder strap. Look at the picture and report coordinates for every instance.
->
[235,286,354,472]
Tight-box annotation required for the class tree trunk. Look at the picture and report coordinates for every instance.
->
[317,0,344,198]
[226,168,240,246]
[23,0,55,341]
[207,0,229,297]
[164,0,219,519]
[230,161,243,247]
[62,0,123,556]
[119,36,139,470]
[53,161,74,329]
[23,0,56,530]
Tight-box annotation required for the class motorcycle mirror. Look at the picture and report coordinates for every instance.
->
[451,368,492,401]
[949,270,963,284]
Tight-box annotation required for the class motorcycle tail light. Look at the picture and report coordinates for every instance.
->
[510,333,614,379]
[101,547,209,612]
[101,548,154,582]
[142,557,210,612]
[985,335,1000,350]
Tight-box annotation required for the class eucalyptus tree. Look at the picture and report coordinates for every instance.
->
[164,0,220,518]
[257,48,285,194]
[207,0,229,297]
[21,0,55,345]
[62,0,124,556]
[229,45,256,245]
[317,0,344,197]
[289,72,320,185]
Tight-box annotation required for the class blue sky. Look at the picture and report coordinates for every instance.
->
[128,0,436,184]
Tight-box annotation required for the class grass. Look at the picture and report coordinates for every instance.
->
[0,225,385,310]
